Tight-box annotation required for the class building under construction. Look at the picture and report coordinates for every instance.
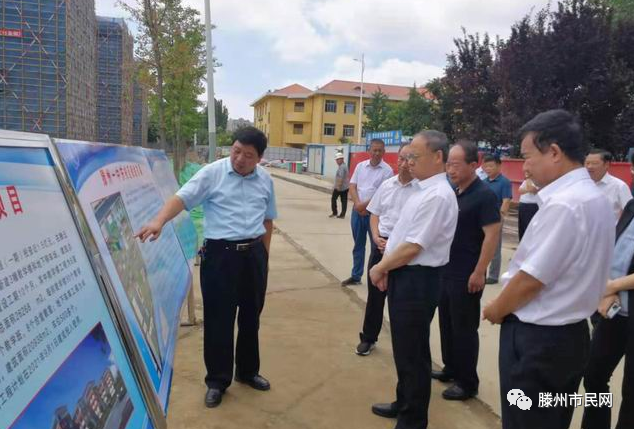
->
[96,16,134,145]
[0,0,97,140]
[132,79,148,147]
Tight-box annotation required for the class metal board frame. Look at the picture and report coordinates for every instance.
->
[0,129,168,429]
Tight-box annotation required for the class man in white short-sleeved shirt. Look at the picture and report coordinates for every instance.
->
[483,110,614,429]
[368,131,458,429]
[341,139,393,286]
[355,144,419,356]
[585,148,632,222]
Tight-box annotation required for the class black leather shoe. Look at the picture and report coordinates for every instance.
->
[341,277,362,286]
[371,402,398,418]
[205,388,223,408]
[235,374,271,391]
[442,384,477,401]
[485,277,498,285]
[431,369,454,382]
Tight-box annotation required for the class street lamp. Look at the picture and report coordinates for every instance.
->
[353,53,364,145]
[205,0,217,162]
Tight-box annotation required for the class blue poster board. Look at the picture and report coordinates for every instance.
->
[0,144,156,429]
[53,140,191,412]
[143,149,198,266]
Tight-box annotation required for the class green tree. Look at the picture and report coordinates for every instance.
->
[400,86,434,135]
[364,89,390,132]
[443,30,500,143]
[121,0,217,175]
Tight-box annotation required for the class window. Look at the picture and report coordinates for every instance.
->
[343,125,355,137]
[324,123,336,136]
[293,124,303,135]
[325,100,337,113]
[294,102,305,112]
[361,127,367,138]
[344,101,355,114]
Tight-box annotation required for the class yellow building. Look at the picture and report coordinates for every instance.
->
[251,80,431,148]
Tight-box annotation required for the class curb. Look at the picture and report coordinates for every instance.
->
[270,172,332,194]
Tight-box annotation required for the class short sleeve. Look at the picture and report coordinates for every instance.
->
[176,164,213,211]
[478,190,502,227]
[350,163,361,184]
[367,182,386,216]
[265,179,278,220]
[405,194,452,250]
[618,182,633,210]
[503,179,513,200]
[519,203,580,285]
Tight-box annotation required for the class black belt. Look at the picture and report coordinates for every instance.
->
[204,236,262,252]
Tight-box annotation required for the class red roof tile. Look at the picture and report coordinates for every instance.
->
[271,83,312,96]
[316,80,433,100]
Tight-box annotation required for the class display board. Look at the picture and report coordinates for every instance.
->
[143,149,198,266]
[0,134,162,429]
[53,140,191,411]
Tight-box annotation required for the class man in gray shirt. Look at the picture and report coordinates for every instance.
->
[330,152,350,218]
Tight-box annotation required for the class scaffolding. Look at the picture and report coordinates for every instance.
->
[96,16,133,145]
[132,78,148,147]
[0,0,97,140]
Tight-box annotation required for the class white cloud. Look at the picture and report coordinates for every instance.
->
[296,56,444,91]
[185,0,335,63]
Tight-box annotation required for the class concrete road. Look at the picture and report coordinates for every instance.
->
[267,170,623,427]
[167,233,500,429]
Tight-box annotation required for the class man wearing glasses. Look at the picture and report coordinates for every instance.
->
[137,127,277,409]
[369,131,458,429]
[355,143,418,356]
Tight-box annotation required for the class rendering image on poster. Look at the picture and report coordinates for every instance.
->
[54,140,192,410]
[0,142,154,429]
[143,149,198,264]
[10,324,134,429]
[93,192,162,372]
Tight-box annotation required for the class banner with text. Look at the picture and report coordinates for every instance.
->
[54,140,191,411]
[0,145,155,429]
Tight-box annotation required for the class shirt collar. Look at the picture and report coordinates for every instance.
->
[418,172,448,191]
[227,158,260,179]
[486,174,501,182]
[537,167,591,205]
[456,176,481,196]
[396,176,416,187]
[366,160,386,169]
[598,172,612,185]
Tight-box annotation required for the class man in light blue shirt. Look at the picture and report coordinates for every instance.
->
[137,127,277,408]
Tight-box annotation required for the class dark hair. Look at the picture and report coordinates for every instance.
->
[415,130,450,163]
[482,154,501,165]
[587,148,612,163]
[519,109,585,164]
[370,138,385,147]
[232,126,267,156]
[452,139,479,164]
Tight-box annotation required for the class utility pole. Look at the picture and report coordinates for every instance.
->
[354,54,365,145]
[205,0,217,162]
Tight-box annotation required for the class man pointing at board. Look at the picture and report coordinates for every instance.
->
[137,127,277,409]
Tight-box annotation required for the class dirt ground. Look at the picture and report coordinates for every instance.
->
[166,233,501,429]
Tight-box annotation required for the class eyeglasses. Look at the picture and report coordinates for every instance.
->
[405,153,421,161]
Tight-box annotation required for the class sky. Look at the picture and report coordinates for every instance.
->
[97,0,552,120]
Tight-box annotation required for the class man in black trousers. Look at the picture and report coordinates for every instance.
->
[434,140,501,400]
[355,143,418,356]
[369,131,458,429]
[137,127,277,408]
[483,110,614,429]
